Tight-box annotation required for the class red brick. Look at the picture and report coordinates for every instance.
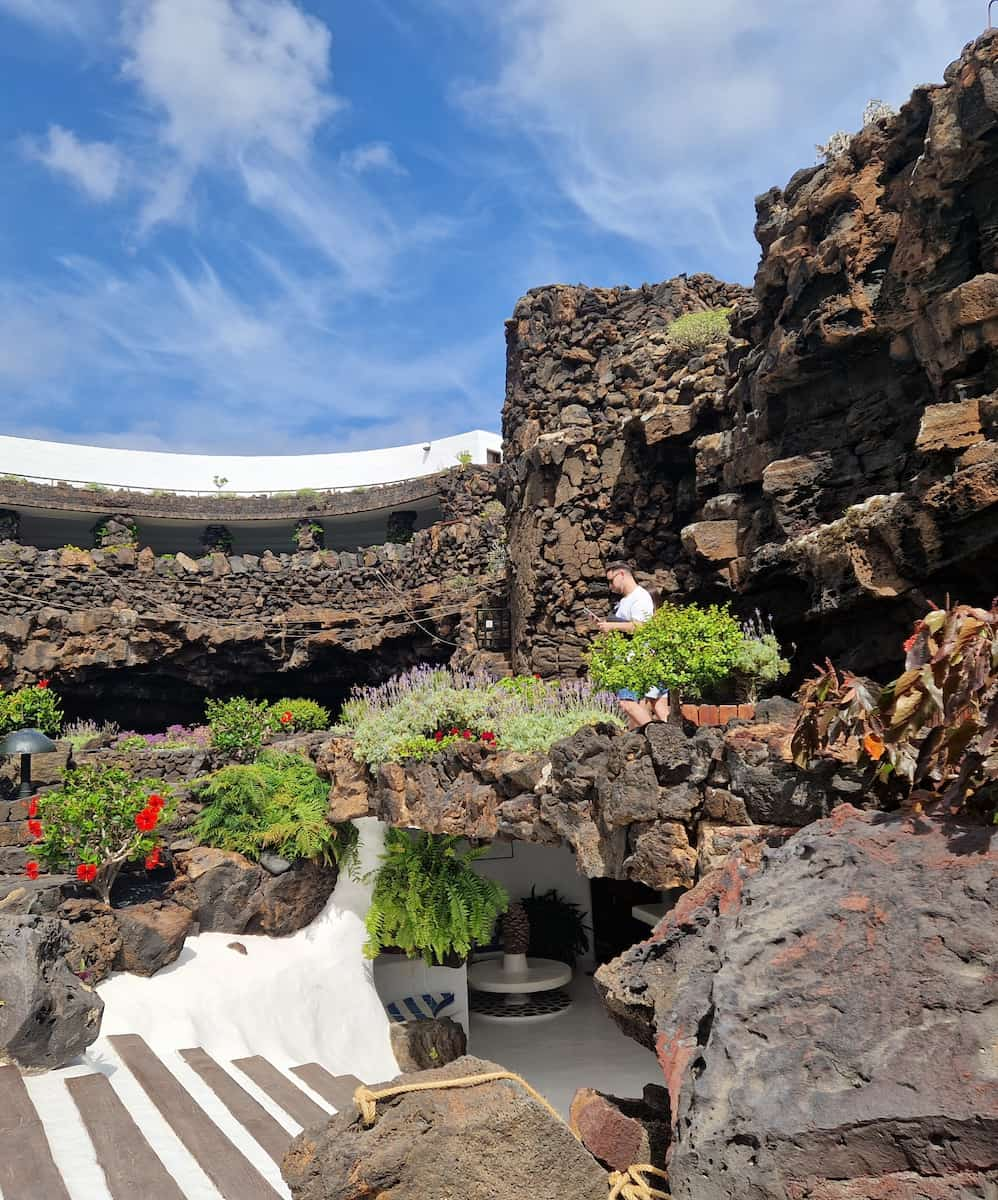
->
[737,704,756,721]
[719,705,738,725]
[700,705,720,726]
[680,704,700,724]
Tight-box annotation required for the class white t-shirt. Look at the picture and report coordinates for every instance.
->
[614,585,654,625]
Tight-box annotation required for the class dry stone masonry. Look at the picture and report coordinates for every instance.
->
[503,31,998,679]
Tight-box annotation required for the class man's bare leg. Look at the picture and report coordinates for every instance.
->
[619,699,653,729]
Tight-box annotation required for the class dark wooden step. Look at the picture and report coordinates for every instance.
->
[179,1047,291,1166]
[0,1065,72,1200]
[109,1034,282,1200]
[290,1063,364,1114]
[65,1072,186,1200]
[231,1055,329,1128]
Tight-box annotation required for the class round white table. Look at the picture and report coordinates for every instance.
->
[468,955,572,1011]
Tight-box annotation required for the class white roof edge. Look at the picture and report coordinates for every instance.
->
[0,429,503,492]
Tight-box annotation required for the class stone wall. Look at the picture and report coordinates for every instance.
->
[503,32,998,678]
[321,701,862,890]
[0,496,505,708]
[0,707,860,893]
[503,276,747,677]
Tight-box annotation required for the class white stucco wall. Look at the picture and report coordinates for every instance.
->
[0,430,501,493]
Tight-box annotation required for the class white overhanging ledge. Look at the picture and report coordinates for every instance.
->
[0,430,501,494]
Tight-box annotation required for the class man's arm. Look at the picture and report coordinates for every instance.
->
[597,620,636,633]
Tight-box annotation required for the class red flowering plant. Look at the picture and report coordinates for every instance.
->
[33,764,174,904]
[791,600,998,820]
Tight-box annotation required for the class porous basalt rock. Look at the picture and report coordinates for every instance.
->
[0,913,104,1069]
[59,898,122,983]
[389,1017,467,1072]
[503,32,998,681]
[168,846,338,936]
[595,807,998,1199]
[114,899,193,976]
[570,1084,671,1175]
[281,1055,609,1200]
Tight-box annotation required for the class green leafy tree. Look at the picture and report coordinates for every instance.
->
[364,829,508,964]
[587,603,744,701]
[34,765,172,904]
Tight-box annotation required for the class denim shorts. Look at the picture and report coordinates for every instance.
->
[616,687,668,702]
[616,689,641,701]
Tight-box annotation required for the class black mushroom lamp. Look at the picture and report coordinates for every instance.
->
[0,728,57,799]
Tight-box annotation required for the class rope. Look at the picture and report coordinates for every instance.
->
[353,1072,671,1199]
[608,1165,671,1199]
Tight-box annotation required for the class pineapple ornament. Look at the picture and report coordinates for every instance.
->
[501,901,531,977]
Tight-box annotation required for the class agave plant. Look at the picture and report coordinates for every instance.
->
[791,601,998,819]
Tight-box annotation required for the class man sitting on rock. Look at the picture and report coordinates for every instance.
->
[594,561,666,729]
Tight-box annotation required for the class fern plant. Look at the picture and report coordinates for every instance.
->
[364,829,508,965]
[192,751,357,869]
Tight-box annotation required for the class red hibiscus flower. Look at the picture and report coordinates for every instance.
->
[280,711,293,725]
[27,819,42,839]
[135,808,157,832]
[147,793,164,811]
[480,730,496,743]
[76,863,97,884]
[462,729,473,740]
[28,796,38,818]
[145,848,161,871]
[25,861,39,881]
[37,679,49,689]
[434,730,444,742]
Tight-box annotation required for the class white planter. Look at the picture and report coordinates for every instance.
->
[373,954,470,1035]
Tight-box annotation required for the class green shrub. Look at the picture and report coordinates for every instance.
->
[665,308,732,353]
[587,602,745,701]
[364,829,508,964]
[270,697,330,732]
[192,750,356,868]
[0,682,64,737]
[83,482,108,493]
[296,487,319,500]
[34,765,172,904]
[585,633,665,699]
[341,668,621,766]
[205,696,272,756]
[520,886,590,967]
[116,734,149,751]
[393,733,460,761]
[732,633,790,702]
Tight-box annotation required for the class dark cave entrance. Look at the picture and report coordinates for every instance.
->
[56,635,454,731]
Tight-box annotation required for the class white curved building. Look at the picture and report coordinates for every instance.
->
[0,430,501,493]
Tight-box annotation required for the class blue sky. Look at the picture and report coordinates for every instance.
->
[0,0,986,454]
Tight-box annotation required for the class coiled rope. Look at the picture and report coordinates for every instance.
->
[353,1071,671,1199]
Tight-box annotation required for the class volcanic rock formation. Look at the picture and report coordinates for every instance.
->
[503,31,998,679]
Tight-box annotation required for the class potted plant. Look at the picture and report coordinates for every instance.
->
[520,886,591,967]
[364,829,508,965]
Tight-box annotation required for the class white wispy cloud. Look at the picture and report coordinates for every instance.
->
[341,142,407,175]
[24,125,125,202]
[0,255,498,452]
[0,0,103,35]
[451,0,979,271]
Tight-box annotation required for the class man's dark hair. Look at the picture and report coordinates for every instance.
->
[605,560,635,576]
